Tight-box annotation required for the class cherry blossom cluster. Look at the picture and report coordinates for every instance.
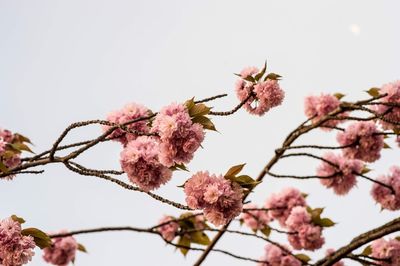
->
[373,80,400,131]
[0,128,23,180]
[317,152,364,195]
[106,102,206,191]
[370,237,400,266]
[240,203,271,231]
[265,188,326,251]
[0,217,35,266]
[258,244,300,266]
[43,231,78,266]
[235,66,285,116]
[337,121,384,163]
[184,171,244,226]
[304,93,347,130]
[371,166,400,211]
[157,214,206,242]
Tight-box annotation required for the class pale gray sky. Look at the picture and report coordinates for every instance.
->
[1,1,400,265]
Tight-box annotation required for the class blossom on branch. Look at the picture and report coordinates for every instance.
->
[103,103,151,146]
[240,203,271,231]
[184,171,243,226]
[317,152,363,195]
[373,80,400,131]
[337,121,384,162]
[0,217,35,266]
[258,244,301,266]
[43,231,78,266]
[371,166,400,211]
[152,103,205,167]
[157,216,180,242]
[120,136,172,191]
[371,238,400,266]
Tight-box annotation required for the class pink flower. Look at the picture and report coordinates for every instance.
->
[184,172,243,226]
[0,129,13,143]
[373,81,400,131]
[157,216,179,242]
[240,203,271,230]
[371,238,400,266]
[152,103,205,167]
[285,206,311,229]
[0,217,36,266]
[235,67,285,116]
[43,231,78,266]
[317,152,363,195]
[325,249,345,266]
[120,136,172,191]
[103,103,150,146]
[0,129,22,180]
[258,244,301,266]
[288,224,325,251]
[337,121,384,162]
[304,94,346,130]
[371,166,400,211]
[264,187,306,226]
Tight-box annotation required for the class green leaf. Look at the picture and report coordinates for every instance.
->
[78,243,87,253]
[243,75,256,83]
[224,164,246,177]
[366,88,380,98]
[311,208,324,219]
[295,253,311,263]
[361,245,372,256]
[10,143,34,153]
[301,192,308,199]
[184,98,195,110]
[264,73,282,81]
[170,163,189,172]
[361,167,372,174]
[260,226,271,237]
[383,142,391,149]
[315,218,335,228]
[21,228,52,249]
[177,236,191,256]
[333,93,345,100]
[11,215,25,224]
[190,231,210,246]
[254,61,267,81]
[13,133,32,144]
[395,236,400,241]
[393,128,400,135]
[0,161,9,173]
[189,103,211,117]
[191,116,217,131]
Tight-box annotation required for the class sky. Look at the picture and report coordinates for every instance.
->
[1,1,400,265]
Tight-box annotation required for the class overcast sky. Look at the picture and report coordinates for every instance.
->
[1,1,400,265]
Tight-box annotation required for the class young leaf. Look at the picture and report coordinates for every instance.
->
[366,88,380,98]
[243,75,256,83]
[13,133,32,144]
[21,228,52,249]
[224,164,246,177]
[383,142,391,149]
[295,253,311,263]
[361,167,372,174]
[11,215,25,224]
[10,143,34,154]
[171,163,189,172]
[177,236,191,256]
[254,61,267,81]
[190,231,210,246]
[264,73,282,81]
[361,245,372,256]
[333,93,345,100]
[191,116,217,131]
[0,161,9,173]
[189,104,211,117]
[316,218,335,227]
[78,243,88,253]
[260,226,271,237]
[184,98,195,111]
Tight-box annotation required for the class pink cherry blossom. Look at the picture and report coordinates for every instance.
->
[0,128,22,180]
[43,231,78,266]
[152,103,205,167]
[0,217,36,266]
[371,238,400,266]
[373,80,400,131]
[157,216,179,242]
[235,67,285,116]
[264,187,306,226]
[285,206,311,229]
[371,166,400,211]
[258,244,301,266]
[184,171,243,226]
[337,121,384,162]
[103,103,150,146]
[120,136,172,191]
[288,223,325,251]
[317,152,363,195]
[240,203,271,231]
[304,94,346,130]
